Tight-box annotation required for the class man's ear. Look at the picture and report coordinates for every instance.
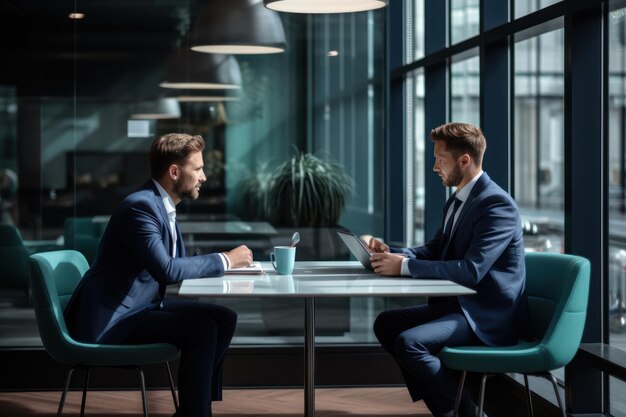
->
[168,164,179,180]
[458,154,471,168]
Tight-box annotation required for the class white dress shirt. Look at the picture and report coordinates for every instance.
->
[400,170,484,276]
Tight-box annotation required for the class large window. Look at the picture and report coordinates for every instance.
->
[450,49,480,126]
[608,5,626,415]
[411,69,426,246]
[514,24,565,254]
[450,0,479,45]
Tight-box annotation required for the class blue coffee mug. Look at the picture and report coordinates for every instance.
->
[270,246,296,275]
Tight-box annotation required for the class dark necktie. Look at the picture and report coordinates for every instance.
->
[443,197,462,243]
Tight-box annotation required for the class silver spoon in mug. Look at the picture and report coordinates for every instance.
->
[291,232,300,247]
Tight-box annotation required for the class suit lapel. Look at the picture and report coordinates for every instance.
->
[441,173,491,258]
[175,222,185,257]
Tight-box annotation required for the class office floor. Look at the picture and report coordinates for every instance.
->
[0,387,430,417]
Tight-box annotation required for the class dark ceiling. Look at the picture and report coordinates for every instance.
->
[0,1,234,98]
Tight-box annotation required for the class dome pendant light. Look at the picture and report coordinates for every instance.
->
[264,0,388,14]
[190,0,286,54]
[159,49,242,90]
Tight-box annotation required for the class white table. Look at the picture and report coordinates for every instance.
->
[179,261,475,417]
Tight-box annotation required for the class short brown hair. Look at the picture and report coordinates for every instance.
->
[430,122,486,165]
[149,133,205,179]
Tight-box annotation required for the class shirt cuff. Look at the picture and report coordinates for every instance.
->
[400,257,411,276]
[219,253,230,271]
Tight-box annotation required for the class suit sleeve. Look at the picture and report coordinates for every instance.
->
[120,200,224,285]
[390,228,443,260]
[406,195,519,288]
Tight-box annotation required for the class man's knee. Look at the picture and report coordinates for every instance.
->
[393,333,430,362]
[373,310,395,340]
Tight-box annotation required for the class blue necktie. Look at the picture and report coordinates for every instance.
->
[443,197,462,243]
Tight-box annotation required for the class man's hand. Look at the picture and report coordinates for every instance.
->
[225,245,253,269]
[370,252,403,276]
[368,237,390,253]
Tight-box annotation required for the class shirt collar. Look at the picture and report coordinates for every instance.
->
[152,179,176,217]
[455,170,483,202]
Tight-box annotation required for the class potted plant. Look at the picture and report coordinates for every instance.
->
[263,152,354,227]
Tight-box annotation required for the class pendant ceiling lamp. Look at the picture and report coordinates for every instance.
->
[190,0,286,54]
[131,98,181,120]
[264,0,388,13]
[159,48,242,90]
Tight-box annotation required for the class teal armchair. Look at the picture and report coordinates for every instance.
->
[29,250,179,417]
[440,252,590,417]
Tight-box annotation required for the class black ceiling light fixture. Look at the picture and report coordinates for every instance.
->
[190,0,286,54]
[159,48,242,90]
[264,0,388,13]
[130,98,181,120]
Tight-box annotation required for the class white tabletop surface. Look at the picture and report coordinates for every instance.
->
[177,221,277,235]
[179,261,475,298]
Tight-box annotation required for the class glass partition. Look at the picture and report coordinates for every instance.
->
[0,2,386,347]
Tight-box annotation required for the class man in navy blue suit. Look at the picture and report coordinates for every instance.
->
[64,133,253,417]
[369,123,528,417]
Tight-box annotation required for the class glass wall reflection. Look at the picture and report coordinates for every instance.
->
[0,2,386,347]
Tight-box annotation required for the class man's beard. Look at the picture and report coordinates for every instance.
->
[173,177,198,200]
[443,164,462,187]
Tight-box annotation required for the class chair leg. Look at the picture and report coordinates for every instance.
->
[523,374,534,417]
[137,367,149,417]
[452,371,467,417]
[80,368,90,417]
[165,361,179,411]
[57,367,76,417]
[478,374,488,416]
[546,372,567,417]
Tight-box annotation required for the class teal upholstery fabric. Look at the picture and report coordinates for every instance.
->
[0,224,30,291]
[29,250,178,367]
[440,252,590,373]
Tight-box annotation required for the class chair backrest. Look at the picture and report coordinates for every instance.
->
[525,252,590,370]
[0,224,30,290]
[29,250,89,362]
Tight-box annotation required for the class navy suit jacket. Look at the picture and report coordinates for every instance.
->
[64,180,225,343]
[392,172,528,346]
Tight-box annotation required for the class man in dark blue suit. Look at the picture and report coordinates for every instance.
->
[64,133,253,417]
[369,123,528,417]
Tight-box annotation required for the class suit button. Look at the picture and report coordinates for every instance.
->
[151,297,160,304]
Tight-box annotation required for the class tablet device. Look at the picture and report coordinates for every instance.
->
[337,230,374,271]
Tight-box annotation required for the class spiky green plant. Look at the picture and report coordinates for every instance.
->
[244,153,354,227]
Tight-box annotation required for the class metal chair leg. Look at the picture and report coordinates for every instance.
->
[452,371,467,417]
[137,367,149,417]
[546,372,567,417]
[165,361,179,411]
[523,374,534,417]
[57,367,76,417]
[478,374,488,416]
[80,368,90,417]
